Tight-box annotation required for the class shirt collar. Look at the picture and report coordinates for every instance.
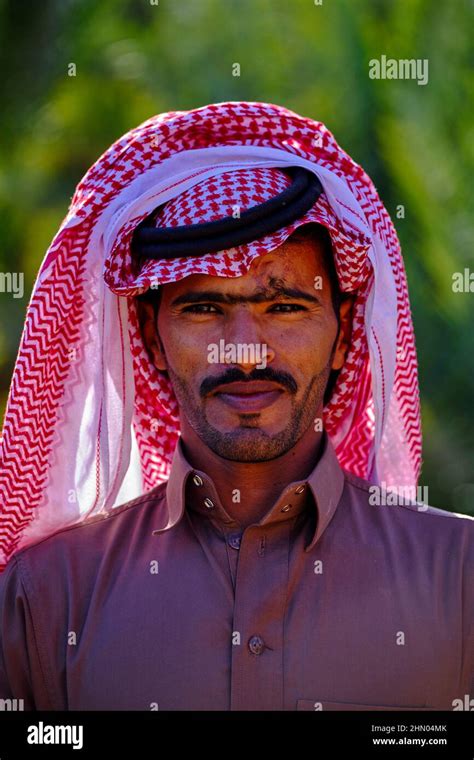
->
[153,430,345,551]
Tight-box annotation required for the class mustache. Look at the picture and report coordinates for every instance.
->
[200,366,298,397]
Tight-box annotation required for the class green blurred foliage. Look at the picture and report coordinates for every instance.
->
[0,0,472,512]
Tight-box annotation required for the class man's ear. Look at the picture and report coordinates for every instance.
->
[136,299,168,372]
[331,295,354,371]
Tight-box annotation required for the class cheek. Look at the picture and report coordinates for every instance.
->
[268,318,337,372]
[160,321,214,377]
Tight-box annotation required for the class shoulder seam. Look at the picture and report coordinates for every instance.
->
[13,485,167,556]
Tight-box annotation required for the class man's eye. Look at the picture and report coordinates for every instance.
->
[182,304,220,314]
[269,303,307,313]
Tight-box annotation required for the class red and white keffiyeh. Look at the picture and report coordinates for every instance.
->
[0,101,421,571]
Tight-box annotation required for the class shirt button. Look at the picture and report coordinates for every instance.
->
[203,497,215,509]
[228,533,242,550]
[280,503,292,513]
[295,485,306,494]
[193,474,204,486]
[248,635,265,655]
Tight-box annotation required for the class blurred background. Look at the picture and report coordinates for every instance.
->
[0,0,472,513]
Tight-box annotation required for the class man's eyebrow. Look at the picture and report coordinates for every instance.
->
[170,286,322,307]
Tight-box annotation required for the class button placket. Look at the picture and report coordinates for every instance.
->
[230,523,291,710]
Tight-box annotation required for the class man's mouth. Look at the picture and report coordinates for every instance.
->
[211,381,285,413]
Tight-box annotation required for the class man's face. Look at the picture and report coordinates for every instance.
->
[141,235,352,462]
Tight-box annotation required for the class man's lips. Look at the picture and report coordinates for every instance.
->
[210,381,285,412]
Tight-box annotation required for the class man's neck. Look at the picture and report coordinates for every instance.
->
[179,423,324,527]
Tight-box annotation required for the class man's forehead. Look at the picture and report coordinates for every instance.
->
[161,236,328,297]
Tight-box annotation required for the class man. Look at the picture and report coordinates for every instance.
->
[0,101,472,711]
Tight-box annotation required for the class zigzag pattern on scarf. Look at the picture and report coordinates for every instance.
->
[0,221,93,571]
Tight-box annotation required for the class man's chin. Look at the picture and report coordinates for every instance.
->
[199,429,298,463]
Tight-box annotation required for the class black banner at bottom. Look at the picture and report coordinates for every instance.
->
[0,710,472,758]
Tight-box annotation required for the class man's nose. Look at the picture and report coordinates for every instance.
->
[223,310,275,370]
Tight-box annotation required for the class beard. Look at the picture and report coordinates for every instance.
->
[166,360,332,463]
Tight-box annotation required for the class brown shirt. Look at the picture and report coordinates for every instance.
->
[0,432,473,711]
